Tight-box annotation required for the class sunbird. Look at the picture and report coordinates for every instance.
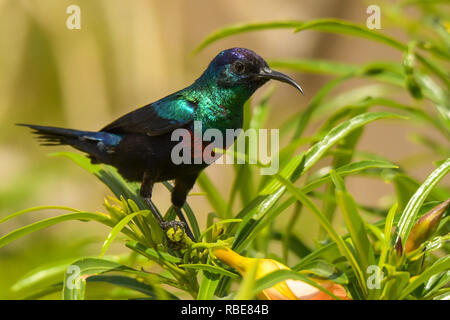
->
[18,48,303,242]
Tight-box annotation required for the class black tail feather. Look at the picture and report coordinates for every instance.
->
[16,123,85,146]
[18,123,120,165]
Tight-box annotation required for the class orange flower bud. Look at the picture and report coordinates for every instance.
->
[405,199,449,253]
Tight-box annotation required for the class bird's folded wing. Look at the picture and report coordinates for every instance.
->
[101,94,196,136]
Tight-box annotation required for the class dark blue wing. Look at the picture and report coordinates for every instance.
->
[101,93,196,136]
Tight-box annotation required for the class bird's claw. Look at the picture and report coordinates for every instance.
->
[161,220,186,233]
[160,220,190,248]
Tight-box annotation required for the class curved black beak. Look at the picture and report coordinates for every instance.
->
[257,67,304,94]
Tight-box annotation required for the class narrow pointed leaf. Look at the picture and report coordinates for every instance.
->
[0,212,113,249]
[100,210,148,257]
[396,158,450,246]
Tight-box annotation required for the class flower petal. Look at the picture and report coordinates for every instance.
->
[285,279,321,300]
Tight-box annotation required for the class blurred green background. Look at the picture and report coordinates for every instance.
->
[0,0,447,298]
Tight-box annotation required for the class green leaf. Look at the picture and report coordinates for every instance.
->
[318,106,366,240]
[52,152,148,210]
[293,208,403,273]
[259,153,305,196]
[330,170,375,274]
[231,156,304,253]
[293,238,348,271]
[0,205,81,224]
[233,112,401,253]
[87,275,178,300]
[293,19,448,86]
[193,20,302,54]
[0,212,114,249]
[52,152,167,241]
[100,210,148,257]
[378,203,398,273]
[179,264,238,279]
[228,164,253,217]
[393,173,445,211]
[293,19,405,50]
[302,160,398,193]
[403,42,423,99]
[381,271,411,300]
[423,271,450,299]
[197,268,220,300]
[432,290,450,301]
[304,112,404,172]
[194,19,406,53]
[11,258,75,295]
[273,175,367,295]
[396,158,450,246]
[63,275,86,300]
[272,231,312,258]
[200,218,242,240]
[292,75,352,142]
[297,259,348,285]
[400,256,450,299]
[125,240,182,264]
[318,96,448,139]
[21,284,64,300]
[197,172,227,218]
[62,257,140,300]
[233,196,296,254]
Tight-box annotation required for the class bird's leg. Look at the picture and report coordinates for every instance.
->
[140,172,190,243]
[171,174,199,242]
[140,172,164,224]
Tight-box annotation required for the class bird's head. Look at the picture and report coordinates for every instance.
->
[203,48,303,95]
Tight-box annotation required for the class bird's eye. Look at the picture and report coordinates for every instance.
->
[233,60,245,74]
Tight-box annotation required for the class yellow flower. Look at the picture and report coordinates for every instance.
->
[213,247,350,300]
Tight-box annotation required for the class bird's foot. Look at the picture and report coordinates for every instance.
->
[160,220,192,250]
[161,220,186,240]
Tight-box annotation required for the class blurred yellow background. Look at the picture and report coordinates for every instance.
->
[0,0,447,298]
